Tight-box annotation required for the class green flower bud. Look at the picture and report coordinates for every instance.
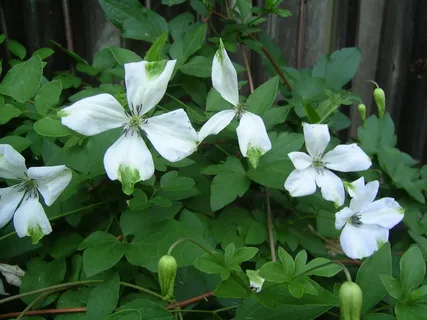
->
[339,281,363,320]
[357,104,366,122]
[373,87,385,118]
[158,255,177,300]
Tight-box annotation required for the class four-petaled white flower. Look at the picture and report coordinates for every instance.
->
[59,60,198,195]
[246,269,265,293]
[0,144,72,243]
[335,177,404,259]
[284,123,372,207]
[197,41,271,168]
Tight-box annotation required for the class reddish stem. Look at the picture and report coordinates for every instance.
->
[166,291,214,310]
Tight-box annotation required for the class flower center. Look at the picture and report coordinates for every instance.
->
[312,157,324,169]
[16,177,38,199]
[349,214,363,227]
[235,103,245,118]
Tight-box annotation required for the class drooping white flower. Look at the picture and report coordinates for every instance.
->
[335,177,404,259]
[197,41,271,168]
[59,60,198,195]
[0,144,72,243]
[246,269,265,293]
[0,263,25,287]
[284,123,371,206]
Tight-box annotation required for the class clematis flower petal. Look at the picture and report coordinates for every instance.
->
[13,197,52,244]
[59,94,127,136]
[212,43,239,106]
[0,144,27,179]
[346,177,366,198]
[303,123,330,159]
[236,112,271,168]
[359,197,404,229]
[104,132,154,195]
[288,152,313,170]
[284,167,317,197]
[323,144,372,172]
[349,180,379,211]
[315,169,345,206]
[335,207,355,230]
[246,270,265,293]
[340,223,388,260]
[143,109,198,162]
[197,109,236,143]
[125,60,176,115]
[28,165,72,206]
[0,263,25,287]
[0,187,24,229]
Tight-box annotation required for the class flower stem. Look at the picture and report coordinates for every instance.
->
[16,289,59,320]
[0,280,163,305]
[265,189,276,262]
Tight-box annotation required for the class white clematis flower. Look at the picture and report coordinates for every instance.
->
[284,123,372,206]
[0,263,25,287]
[197,41,271,168]
[0,144,72,243]
[336,177,404,259]
[59,60,198,195]
[246,270,265,293]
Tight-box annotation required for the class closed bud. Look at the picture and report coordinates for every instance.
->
[373,87,385,118]
[339,281,363,320]
[158,255,177,300]
[358,104,366,122]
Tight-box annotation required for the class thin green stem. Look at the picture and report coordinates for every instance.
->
[0,280,163,305]
[165,93,189,111]
[169,305,239,314]
[292,261,352,283]
[214,144,230,156]
[16,289,58,320]
[369,305,393,313]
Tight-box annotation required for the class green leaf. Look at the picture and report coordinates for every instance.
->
[363,314,396,320]
[49,233,83,260]
[86,273,120,320]
[56,288,91,320]
[0,136,31,152]
[358,113,396,156]
[210,169,250,211]
[8,39,26,60]
[168,12,194,41]
[20,259,67,307]
[144,32,168,61]
[110,46,142,65]
[0,34,5,44]
[5,55,43,103]
[34,117,73,137]
[246,76,279,115]
[121,10,168,43]
[356,242,392,313]
[180,56,212,78]
[262,105,291,130]
[50,40,88,64]
[193,251,230,279]
[214,272,251,298]
[300,258,341,278]
[312,47,361,89]
[125,219,212,271]
[170,23,207,66]
[108,299,173,320]
[162,0,186,5]
[400,246,426,293]
[395,303,427,320]
[232,247,259,265]
[32,48,55,60]
[0,104,21,124]
[380,275,402,300]
[245,221,267,245]
[259,262,289,283]
[98,0,143,28]
[35,80,62,115]
[247,132,304,189]
[160,171,195,191]
[278,247,295,275]
[82,232,125,277]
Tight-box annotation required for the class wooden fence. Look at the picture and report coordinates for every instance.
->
[1,0,426,161]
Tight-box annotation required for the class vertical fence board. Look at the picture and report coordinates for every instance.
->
[349,0,385,137]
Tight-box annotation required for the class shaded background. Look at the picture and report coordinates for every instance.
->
[0,0,426,160]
